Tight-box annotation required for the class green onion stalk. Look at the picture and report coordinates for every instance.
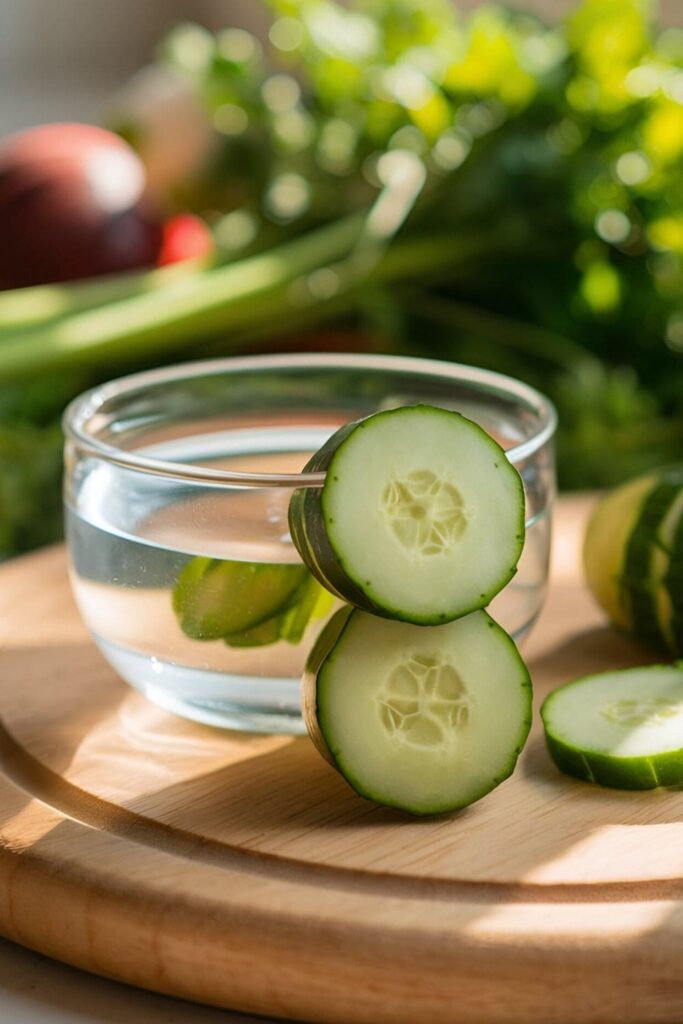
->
[0,155,477,377]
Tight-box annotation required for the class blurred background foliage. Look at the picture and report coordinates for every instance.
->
[0,0,681,558]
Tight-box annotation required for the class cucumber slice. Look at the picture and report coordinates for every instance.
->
[173,557,308,640]
[223,576,335,648]
[277,576,335,645]
[223,615,283,648]
[541,664,683,789]
[290,405,525,625]
[303,607,532,815]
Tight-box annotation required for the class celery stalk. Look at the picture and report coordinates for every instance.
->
[0,215,364,376]
[0,217,470,378]
[0,257,210,333]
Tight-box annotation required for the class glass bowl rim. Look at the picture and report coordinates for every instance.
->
[63,352,557,489]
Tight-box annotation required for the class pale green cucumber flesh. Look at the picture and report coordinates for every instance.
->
[290,405,525,625]
[313,609,532,815]
[541,664,683,790]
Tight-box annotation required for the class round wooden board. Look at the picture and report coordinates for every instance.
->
[0,495,682,1024]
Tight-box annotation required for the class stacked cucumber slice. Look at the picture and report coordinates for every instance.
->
[303,607,532,815]
[289,405,525,624]
[291,404,531,815]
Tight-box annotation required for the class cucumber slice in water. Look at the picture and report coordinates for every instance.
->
[173,557,307,640]
[289,405,525,625]
[303,607,532,815]
[541,664,683,789]
[222,615,283,649]
[223,575,335,648]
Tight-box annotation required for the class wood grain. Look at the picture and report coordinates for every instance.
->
[0,496,682,1024]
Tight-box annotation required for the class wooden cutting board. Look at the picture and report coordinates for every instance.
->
[0,496,681,1024]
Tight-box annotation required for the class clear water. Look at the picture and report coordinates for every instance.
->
[66,425,551,734]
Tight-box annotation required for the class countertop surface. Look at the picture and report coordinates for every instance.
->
[0,938,283,1023]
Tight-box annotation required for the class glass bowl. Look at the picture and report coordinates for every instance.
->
[63,352,557,735]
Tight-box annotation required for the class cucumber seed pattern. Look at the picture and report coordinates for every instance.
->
[380,470,468,556]
[601,696,683,728]
[377,654,470,748]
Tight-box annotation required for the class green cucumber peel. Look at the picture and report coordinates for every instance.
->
[621,480,683,652]
[664,514,683,656]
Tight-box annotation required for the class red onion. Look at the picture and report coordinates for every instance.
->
[0,123,164,289]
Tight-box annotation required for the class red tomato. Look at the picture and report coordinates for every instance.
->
[157,213,213,267]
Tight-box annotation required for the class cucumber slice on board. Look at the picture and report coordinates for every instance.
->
[302,607,532,815]
[289,405,525,625]
[541,664,683,789]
